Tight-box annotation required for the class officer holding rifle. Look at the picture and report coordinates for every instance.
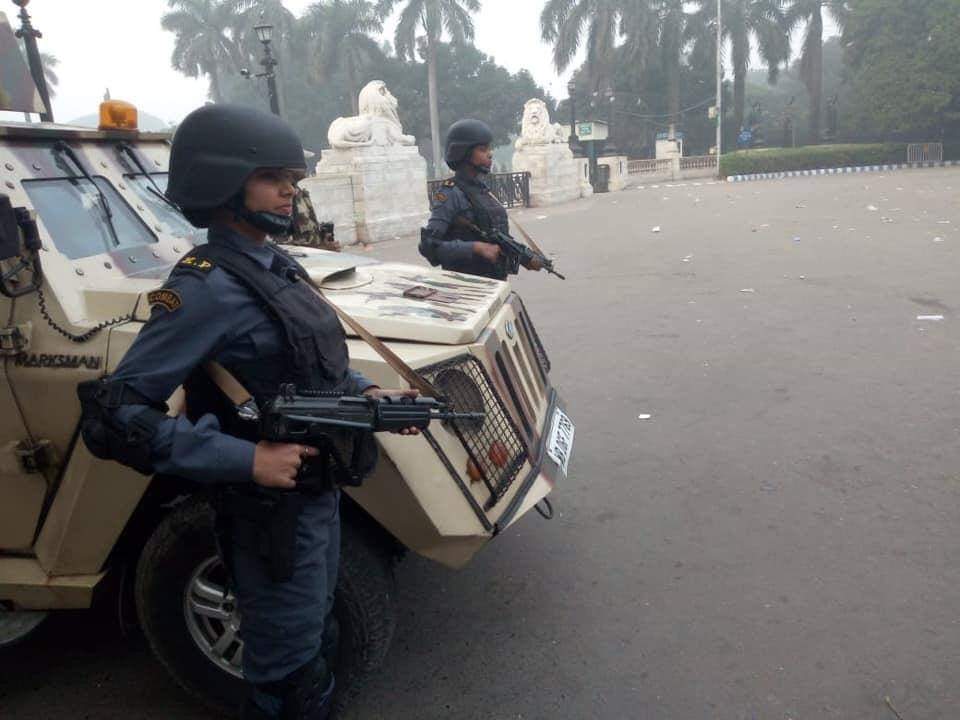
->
[419,118,550,281]
[77,104,422,720]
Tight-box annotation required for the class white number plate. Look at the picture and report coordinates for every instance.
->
[546,408,575,476]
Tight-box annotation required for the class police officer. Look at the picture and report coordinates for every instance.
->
[78,104,417,719]
[419,118,542,280]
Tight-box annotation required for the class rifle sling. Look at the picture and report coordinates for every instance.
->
[485,190,548,256]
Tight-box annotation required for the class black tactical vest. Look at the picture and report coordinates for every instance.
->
[178,241,375,485]
[446,175,509,241]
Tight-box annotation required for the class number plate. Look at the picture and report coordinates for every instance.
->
[546,408,575,476]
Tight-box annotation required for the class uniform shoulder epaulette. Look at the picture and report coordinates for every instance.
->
[174,250,216,277]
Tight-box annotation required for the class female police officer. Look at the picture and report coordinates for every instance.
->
[419,118,542,280]
[79,104,416,719]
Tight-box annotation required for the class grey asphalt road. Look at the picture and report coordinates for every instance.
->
[4,169,959,720]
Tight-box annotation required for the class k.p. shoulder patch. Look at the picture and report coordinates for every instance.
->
[433,190,448,203]
[147,288,182,313]
[177,255,215,273]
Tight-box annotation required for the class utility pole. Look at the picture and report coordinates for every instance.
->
[715,0,722,174]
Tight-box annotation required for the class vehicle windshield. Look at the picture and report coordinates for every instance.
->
[125,173,204,245]
[22,176,157,260]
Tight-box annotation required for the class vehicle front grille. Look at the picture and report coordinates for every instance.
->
[420,354,528,507]
[514,296,551,375]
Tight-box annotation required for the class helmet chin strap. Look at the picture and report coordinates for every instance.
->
[227,195,294,236]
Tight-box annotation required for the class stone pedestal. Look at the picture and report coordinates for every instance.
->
[512,144,583,207]
[312,145,429,244]
[298,174,358,246]
[598,155,629,192]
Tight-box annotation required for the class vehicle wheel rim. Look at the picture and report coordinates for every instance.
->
[183,555,244,679]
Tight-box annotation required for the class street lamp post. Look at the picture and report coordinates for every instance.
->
[12,0,53,122]
[715,0,722,174]
[254,23,281,116]
[567,80,582,157]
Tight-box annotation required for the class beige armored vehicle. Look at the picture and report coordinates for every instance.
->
[0,102,573,714]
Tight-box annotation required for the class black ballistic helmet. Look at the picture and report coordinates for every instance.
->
[166,103,306,231]
[444,118,494,170]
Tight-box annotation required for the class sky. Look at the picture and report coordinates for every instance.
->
[1,0,838,127]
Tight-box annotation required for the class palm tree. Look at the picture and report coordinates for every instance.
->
[161,0,249,103]
[540,1,658,94]
[785,0,847,142]
[376,0,482,178]
[688,0,790,133]
[655,0,688,123]
[303,0,384,115]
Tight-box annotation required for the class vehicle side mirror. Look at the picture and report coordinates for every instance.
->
[0,194,20,260]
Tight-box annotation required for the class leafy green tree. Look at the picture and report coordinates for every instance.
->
[688,0,789,133]
[843,0,960,141]
[161,0,249,102]
[375,0,482,179]
[785,0,848,142]
[303,0,384,115]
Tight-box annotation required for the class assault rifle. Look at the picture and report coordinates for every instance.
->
[454,216,566,280]
[259,384,485,441]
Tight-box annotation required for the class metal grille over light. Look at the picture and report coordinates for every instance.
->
[420,355,527,507]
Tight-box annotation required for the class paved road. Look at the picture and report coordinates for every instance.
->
[4,169,959,720]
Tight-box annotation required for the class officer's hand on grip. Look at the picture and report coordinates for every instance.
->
[473,241,501,264]
[363,387,422,435]
[253,441,320,488]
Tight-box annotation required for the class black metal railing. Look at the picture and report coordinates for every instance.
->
[427,171,531,208]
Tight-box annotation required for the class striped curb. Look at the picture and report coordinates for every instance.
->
[726,160,960,183]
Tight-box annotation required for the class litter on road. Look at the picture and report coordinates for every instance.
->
[917,315,945,321]
[637,414,653,420]
[740,288,756,294]
[652,226,662,233]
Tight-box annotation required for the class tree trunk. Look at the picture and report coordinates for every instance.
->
[347,54,359,115]
[807,7,824,143]
[427,38,442,179]
[734,71,746,132]
[208,65,223,104]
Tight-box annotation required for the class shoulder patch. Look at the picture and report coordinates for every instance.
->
[178,255,215,273]
[147,288,182,313]
[442,179,456,187]
[433,190,448,203]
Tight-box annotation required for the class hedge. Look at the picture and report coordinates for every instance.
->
[719,143,909,177]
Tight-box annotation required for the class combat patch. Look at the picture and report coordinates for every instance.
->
[433,191,448,203]
[178,255,215,273]
[147,289,182,312]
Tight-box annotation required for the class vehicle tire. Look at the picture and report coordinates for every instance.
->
[331,517,398,715]
[134,495,398,718]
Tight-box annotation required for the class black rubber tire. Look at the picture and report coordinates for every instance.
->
[134,497,245,716]
[134,496,398,718]
[331,519,398,715]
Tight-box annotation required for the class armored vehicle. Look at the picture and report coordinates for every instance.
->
[0,103,573,714]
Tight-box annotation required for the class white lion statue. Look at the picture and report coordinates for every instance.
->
[327,80,416,148]
[515,98,567,149]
